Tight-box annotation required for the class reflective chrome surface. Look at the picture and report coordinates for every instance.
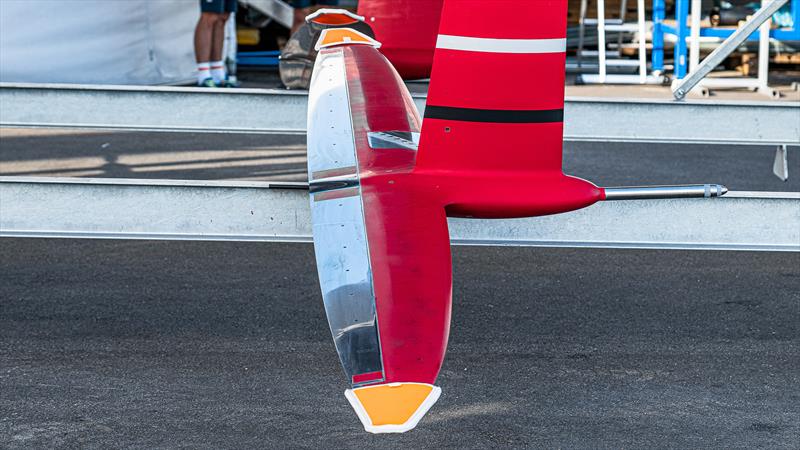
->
[604,184,728,200]
[307,51,358,177]
[309,190,383,381]
[307,48,384,385]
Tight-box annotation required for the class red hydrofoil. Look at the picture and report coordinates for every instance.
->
[306,0,726,433]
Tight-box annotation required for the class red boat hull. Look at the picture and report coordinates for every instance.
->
[356,0,444,79]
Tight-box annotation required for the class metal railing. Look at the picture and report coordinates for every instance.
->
[2,177,798,252]
[1,83,798,252]
[2,82,798,146]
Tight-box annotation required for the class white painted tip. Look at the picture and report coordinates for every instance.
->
[344,383,441,433]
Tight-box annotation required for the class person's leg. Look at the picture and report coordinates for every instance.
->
[210,13,228,63]
[209,12,229,84]
[196,0,225,85]
[194,13,216,63]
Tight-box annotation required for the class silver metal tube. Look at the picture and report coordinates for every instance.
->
[637,0,647,83]
[757,0,772,91]
[597,0,607,82]
[603,184,728,200]
[690,0,701,72]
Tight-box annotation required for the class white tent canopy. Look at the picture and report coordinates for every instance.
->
[0,0,200,85]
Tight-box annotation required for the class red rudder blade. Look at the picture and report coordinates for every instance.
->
[417,0,570,173]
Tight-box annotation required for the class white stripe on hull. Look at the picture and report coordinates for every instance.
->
[435,35,566,54]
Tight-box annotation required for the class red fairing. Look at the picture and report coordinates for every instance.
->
[416,0,602,218]
[333,0,603,385]
[356,0,443,79]
[436,0,569,39]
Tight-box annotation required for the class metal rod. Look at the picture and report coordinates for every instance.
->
[637,0,647,83]
[673,0,788,99]
[598,0,607,82]
[0,176,309,190]
[757,0,772,92]
[579,74,665,84]
[577,0,588,67]
[603,184,728,200]
[675,0,690,79]
[689,0,701,72]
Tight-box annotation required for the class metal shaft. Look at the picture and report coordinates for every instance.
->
[603,184,728,200]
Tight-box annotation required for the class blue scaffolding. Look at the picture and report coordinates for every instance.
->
[237,51,281,67]
[652,0,799,78]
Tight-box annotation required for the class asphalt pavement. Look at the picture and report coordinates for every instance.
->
[1,130,799,448]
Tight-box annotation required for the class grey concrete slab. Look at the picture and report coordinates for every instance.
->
[0,239,798,448]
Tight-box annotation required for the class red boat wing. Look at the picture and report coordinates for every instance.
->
[360,185,452,384]
[340,43,453,384]
[308,36,453,432]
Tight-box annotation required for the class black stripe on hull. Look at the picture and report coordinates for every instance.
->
[424,105,563,123]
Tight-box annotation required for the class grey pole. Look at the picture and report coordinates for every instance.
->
[603,184,728,200]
